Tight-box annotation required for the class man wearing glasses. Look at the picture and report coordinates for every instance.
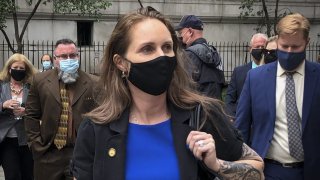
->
[25,39,97,180]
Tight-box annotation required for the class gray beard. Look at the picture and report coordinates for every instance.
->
[58,70,79,84]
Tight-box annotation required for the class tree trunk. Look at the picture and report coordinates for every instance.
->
[261,0,271,37]
[274,0,280,35]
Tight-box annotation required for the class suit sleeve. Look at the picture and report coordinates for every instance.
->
[72,119,95,180]
[234,71,252,144]
[225,67,238,116]
[24,75,47,159]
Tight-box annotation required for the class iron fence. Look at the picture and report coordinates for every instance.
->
[0,40,319,82]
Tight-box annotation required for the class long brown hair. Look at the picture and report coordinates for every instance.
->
[86,6,231,135]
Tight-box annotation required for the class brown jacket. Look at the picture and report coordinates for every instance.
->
[25,69,97,161]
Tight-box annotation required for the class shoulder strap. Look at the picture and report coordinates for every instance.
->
[189,104,202,130]
[186,43,222,68]
[189,104,223,179]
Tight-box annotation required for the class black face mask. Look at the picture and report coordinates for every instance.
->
[251,49,264,62]
[264,49,277,64]
[277,49,305,71]
[10,69,26,81]
[128,56,177,96]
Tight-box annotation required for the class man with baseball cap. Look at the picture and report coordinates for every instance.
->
[175,15,225,99]
[175,15,204,31]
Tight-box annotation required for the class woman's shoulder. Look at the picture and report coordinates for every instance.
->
[80,117,97,128]
[0,80,8,85]
[79,117,111,131]
[0,80,9,91]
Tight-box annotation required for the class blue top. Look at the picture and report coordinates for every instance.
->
[125,119,180,180]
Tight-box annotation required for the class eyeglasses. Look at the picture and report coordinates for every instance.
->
[54,53,79,60]
[177,29,190,38]
[264,49,277,55]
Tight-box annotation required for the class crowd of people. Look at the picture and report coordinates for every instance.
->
[0,6,319,180]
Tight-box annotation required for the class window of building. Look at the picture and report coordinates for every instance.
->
[77,21,93,46]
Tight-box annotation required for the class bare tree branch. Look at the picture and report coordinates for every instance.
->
[1,0,112,53]
[261,0,271,36]
[11,0,19,44]
[274,0,279,34]
[19,0,42,41]
[0,28,15,53]
[138,0,143,8]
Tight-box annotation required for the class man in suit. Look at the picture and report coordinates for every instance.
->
[25,39,97,180]
[225,33,268,116]
[235,13,320,179]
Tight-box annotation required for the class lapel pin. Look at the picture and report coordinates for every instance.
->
[108,148,116,157]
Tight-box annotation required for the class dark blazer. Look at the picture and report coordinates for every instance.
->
[0,81,29,145]
[25,69,97,162]
[72,104,243,180]
[225,62,252,116]
[235,61,320,179]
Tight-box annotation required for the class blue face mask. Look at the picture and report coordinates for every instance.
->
[277,49,305,71]
[42,61,52,70]
[59,59,79,73]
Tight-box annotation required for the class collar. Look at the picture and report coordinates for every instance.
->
[277,60,305,77]
[251,60,259,69]
[190,38,207,46]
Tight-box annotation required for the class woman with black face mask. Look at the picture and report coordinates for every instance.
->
[72,6,264,180]
[263,36,278,64]
[0,53,37,180]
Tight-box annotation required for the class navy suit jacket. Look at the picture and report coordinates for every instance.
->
[225,62,252,116]
[235,60,320,179]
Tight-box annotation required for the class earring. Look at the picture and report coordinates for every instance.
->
[121,71,126,78]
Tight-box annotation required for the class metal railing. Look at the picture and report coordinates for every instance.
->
[0,40,319,82]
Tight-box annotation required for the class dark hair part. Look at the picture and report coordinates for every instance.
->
[40,54,53,63]
[55,38,76,48]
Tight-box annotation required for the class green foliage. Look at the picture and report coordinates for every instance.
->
[238,0,291,36]
[0,0,112,53]
[239,0,257,18]
[0,0,15,29]
[53,0,112,19]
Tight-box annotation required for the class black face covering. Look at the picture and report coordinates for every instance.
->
[264,49,277,64]
[128,56,177,96]
[10,69,26,81]
[251,48,264,62]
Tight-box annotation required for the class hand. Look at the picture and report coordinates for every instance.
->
[13,107,25,116]
[3,99,20,110]
[186,131,220,172]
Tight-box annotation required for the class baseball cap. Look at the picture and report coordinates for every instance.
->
[175,15,203,31]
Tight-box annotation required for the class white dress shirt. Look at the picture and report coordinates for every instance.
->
[266,61,305,163]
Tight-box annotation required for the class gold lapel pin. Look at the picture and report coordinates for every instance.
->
[108,148,116,157]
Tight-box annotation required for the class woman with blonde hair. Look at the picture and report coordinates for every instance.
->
[72,6,264,180]
[0,53,37,180]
